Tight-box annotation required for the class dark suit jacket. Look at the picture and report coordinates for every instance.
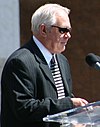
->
[1,37,74,127]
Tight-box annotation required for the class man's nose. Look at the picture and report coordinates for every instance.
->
[64,32,71,39]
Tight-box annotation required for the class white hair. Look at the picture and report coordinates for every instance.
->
[31,3,70,33]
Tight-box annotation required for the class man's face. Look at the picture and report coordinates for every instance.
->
[44,14,71,54]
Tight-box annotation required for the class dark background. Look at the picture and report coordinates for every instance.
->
[19,0,100,102]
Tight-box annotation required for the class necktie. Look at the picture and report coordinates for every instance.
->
[50,55,65,99]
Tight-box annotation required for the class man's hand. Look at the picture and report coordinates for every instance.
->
[71,98,88,107]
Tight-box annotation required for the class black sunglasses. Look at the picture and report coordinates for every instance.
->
[51,25,71,34]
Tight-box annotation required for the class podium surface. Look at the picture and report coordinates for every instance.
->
[43,101,100,127]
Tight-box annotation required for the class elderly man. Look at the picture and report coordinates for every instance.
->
[1,3,88,127]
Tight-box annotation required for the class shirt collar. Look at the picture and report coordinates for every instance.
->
[33,35,52,67]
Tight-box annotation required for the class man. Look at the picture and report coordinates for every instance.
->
[1,3,88,127]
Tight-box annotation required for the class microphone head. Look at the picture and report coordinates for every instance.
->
[85,53,100,67]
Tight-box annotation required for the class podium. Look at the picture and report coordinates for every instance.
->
[43,101,100,127]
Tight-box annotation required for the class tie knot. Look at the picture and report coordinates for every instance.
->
[51,55,56,65]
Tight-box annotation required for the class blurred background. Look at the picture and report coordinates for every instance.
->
[0,1,100,121]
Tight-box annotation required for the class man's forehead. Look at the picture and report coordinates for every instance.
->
[56,15,71,28]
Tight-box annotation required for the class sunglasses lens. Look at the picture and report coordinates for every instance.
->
[51,25,71,34]
[59,28,70,34]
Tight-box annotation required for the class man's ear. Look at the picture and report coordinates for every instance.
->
[39,24,47,37]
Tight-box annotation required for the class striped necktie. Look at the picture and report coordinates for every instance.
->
[50,55,65,99]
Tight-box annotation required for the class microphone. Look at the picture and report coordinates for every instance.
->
[85,53,100,70]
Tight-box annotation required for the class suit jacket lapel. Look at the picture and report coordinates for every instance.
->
[39,62,55,85]
[24,37,56,89]
[34,50,57,90]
